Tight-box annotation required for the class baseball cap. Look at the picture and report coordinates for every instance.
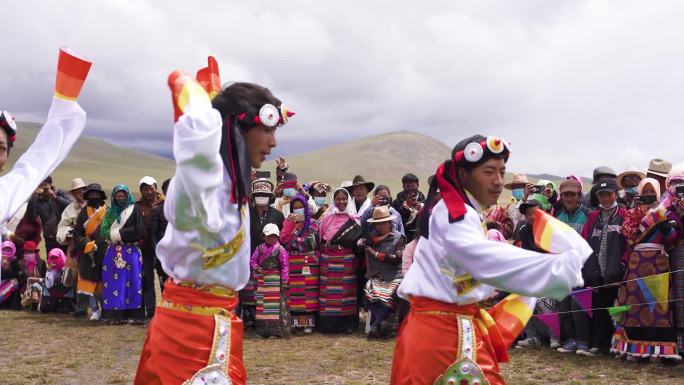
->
[263,223,280,237]
[595,179,618,195]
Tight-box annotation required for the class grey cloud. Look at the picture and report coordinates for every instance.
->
[2,0,683,179]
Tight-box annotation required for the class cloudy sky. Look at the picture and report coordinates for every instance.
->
[3,0,684,177]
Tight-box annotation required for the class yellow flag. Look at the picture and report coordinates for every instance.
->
[643,272,669,311]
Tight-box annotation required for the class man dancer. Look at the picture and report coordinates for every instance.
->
[135,58,294,385]
[391,135,592,385]
[0,48,91,279]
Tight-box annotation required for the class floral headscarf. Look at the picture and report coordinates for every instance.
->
[100,184,135,240]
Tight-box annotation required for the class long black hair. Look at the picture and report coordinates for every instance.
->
[211,82,282,207]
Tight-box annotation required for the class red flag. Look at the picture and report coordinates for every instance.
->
[54,47,92,101]
[196,56,221,100]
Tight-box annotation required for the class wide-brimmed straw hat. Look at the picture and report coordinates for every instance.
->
[504,173,529,190]
[70,178,87,192]
[616,167,646,188]
[647,159,672,178]
[367,206,396,223]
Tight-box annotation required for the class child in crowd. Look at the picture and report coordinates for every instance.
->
[39,248,76,313]
[1,241,22,309]
[20,240,46,310]
[251,223,291,338]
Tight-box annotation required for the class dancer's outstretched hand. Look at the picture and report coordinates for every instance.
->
[167,70,211,122]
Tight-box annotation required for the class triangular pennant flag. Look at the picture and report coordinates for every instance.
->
[608,305,630,318]
[636,278,656,312]
[536,313,560,339]
[637,273,669,312]
[571,288,593,317]
[532,209,578,253]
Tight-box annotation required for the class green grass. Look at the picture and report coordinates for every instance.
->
[1,310,683,385]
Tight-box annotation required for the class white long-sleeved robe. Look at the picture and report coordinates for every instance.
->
[156,102,250,289]
[0,98,86,280]
[398,199,592,304]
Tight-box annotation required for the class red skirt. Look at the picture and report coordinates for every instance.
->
[390,297,505,385]
[135,280,246,385]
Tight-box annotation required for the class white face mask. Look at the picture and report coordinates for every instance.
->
[254,197,270,206]
[599,201,618,210]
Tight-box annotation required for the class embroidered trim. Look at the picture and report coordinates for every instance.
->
[158,299,230,317]
[457,315,476,361]
[176,282,237,298]
[439,268,481,295]
[208,314,232,370]
[190,209,246,270]
[433,314,490,385]
[182,364,232,385]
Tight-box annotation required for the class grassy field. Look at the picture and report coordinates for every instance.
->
[1,310,683,385]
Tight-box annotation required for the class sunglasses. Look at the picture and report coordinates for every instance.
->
[561,191,579,197]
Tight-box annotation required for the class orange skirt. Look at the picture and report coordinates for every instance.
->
[135,280,246,385]
[390,297,504,385]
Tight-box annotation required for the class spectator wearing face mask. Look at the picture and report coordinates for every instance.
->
[243,179,285,328]
[582,166,617,211]
[611,178,681,361]
[273,172,317,217]
[579,179,627,356]
[250,180,285,253]
[72,183,107,320]
[616,168,645,209]
[504,173,530,229]
[307,181,332,220]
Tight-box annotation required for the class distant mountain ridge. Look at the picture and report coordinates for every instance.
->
[7,122,175,196]
[6,124,573,200]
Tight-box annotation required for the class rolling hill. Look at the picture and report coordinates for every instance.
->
[7,122,175,197]
[6,124,570,203]
[278,131,452,195]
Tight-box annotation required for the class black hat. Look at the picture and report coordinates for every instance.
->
[345,175,375,193]
[592,166,617,181]
[519,199,541,215]
[595,179,618,195]
[84,183,107,200]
